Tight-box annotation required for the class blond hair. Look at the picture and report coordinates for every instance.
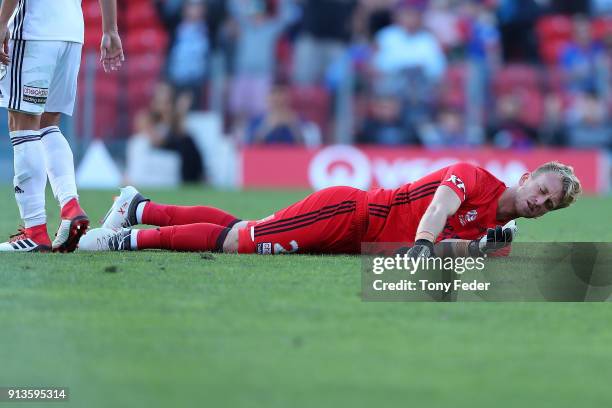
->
[532,161,582,209]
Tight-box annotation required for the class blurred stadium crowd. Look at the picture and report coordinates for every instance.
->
[78,0,612,165]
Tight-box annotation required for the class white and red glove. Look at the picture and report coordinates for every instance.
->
[469,220,518,256]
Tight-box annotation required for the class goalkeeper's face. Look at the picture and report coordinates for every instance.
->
[516,172,564,218]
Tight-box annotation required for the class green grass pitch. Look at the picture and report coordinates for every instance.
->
[1,187,611,407]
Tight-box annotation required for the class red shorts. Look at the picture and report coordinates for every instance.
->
[238,186,368,255]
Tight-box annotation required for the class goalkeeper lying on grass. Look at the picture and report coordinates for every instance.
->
[80,161,581,257]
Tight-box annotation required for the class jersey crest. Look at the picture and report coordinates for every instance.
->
[458,210,478,226]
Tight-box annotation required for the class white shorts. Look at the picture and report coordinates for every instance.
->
[0,40,82,116]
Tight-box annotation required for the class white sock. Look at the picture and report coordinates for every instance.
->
[136,201,147,224]
[11,130,47,228]
[130,229,139,250]
[40,126,78,208]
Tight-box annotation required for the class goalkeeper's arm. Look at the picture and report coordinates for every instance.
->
[435,220,518,257]
[405,185,462,258]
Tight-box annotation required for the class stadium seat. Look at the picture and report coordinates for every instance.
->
[275,36,293,79]
[125,53,164,78]
[444,63,468,85]
[440,63,467,106]
[544,66,568,92]
[94,76,121,101]
[541,40,570,65]
[126,77,159,122]
[536,15,573,42]
[78,73,118,96]
[289,86,331,139]
[94,105,120,139]
[512,88,544,128]
[439,88,464,109]
[493,64,540,94]
[82,0,101,21]
[593,17,612,40]
[126,2,164,31]
[125,29,169,55]
[536,15,574,65]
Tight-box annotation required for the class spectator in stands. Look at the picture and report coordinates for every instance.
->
[565,90,611,149]
[548,0,591,15]
[245,80,322,146]
[419,106,470,147]
[559,15,605,94]
[133,82,204,182]
[372,1,447,82]
[488,93,538,148]
[203,0,230,49]
[156,0,227,49]
[496,0,542,63]
[369,2,446,143]
[591,0,612,15]
[353,0,395,40]
[155,0,184,23]
[356,91,418,145]
[227,0,299,124]
[292,0,359,85]
[423,0,462,53]
[157,0,210,109]
[539,93,568,146]
[461,0,501,69]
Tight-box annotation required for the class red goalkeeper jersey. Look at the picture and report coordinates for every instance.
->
[363,162,508,243]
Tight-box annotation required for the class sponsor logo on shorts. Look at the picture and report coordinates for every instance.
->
[257,242,272,255]
[22,85,48,105]
[14,185,24,194]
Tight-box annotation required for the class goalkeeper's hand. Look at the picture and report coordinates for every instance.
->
[404,239,435,259]
[469,220,518,256]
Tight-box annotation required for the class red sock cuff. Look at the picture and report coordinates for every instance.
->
[60,198,81,218]
[136,228,161,249]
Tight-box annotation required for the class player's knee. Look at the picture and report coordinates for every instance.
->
[222,228,239,253]
[40,112,61,128]
[232,220,249,230]
[9,111,40,131]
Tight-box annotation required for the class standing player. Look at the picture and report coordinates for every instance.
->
[0,0,123,252]
[80,161,581,256]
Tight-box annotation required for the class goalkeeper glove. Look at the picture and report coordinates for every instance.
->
[469,220,518,256]
[405,239,435,258]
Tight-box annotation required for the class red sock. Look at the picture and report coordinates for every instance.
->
[136,223,230,252]
[142,202,240,227]
[25,224,51,246]
[60,197,84,219]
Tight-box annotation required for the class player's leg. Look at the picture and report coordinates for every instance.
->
[43,42,88,252]
[102,186,244,230]
[81,186,368,254]
[0,40,54,252]
[134,223,234,252]
[139,186,368,254]
[79,223,237,253]
[130,186,367,254]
